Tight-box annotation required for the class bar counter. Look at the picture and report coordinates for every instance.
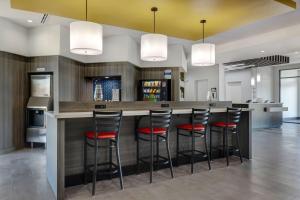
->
[46,101,252,200]
[233,103,287,129]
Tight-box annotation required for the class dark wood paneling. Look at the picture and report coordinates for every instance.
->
[0,51,29,152]
[0,53,183,152]
[84,62,140,101]
[29,56,59,111]
[29,56,59,72]
[58,57,84,102]
[63,110,251,177]
[56,58,180,102]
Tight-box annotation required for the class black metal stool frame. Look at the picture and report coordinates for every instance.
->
[176,108,211,173]
[84,110,123,196]
[136,110,174,183]
[210,107,243,166]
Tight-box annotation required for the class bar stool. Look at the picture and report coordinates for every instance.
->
[176,108,211,173]
[84,111,123,196]
[210,107,243,166]
[136,110,174,183]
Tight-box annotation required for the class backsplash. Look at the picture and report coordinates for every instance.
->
[93,79,121,101]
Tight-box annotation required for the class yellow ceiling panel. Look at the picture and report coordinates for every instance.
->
[10,0,295,40]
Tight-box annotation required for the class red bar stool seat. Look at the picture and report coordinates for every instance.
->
[211,122,237,128]
[85,131,117,139]
[176,123,205,131]
[210,108,243,166]
[136,110,174,183]
[83,111,123,196]
[137,127,167,135]
[176,108,211,173]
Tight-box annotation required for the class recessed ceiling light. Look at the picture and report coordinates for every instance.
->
[27,19,33,23]
[260,50,265,53]
[295,51,299,54]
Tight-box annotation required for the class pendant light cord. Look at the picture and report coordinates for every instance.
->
[154,10,156,33]
[151,7,158,33]
[201,19,206,43]
[85,0,87,21]
[202,21,205,43]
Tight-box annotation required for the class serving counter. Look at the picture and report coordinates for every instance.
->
[46,101,252,200]
[234,103,287,129]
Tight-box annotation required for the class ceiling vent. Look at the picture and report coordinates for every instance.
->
[224,55,289,71]
[41,13,48,24]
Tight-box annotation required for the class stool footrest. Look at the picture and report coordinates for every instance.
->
[86,142,116,149]
[137,136,166,142]
[178,149,207,158]
[178,132,205,137]
[138,155,169,165]
[87,162,118,172]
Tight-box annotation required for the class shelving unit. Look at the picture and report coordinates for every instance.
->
[179,72,185,101]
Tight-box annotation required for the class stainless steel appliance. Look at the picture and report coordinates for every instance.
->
[26,74,53,147]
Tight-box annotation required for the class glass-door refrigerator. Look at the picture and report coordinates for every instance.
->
[138,79,171,102]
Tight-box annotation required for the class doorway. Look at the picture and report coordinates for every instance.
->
[226,81,242,103]
[280,69,300,123]
[195,79,208,101]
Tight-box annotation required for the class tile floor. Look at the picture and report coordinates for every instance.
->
[1,123,300,200]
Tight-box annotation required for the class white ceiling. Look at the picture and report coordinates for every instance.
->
[1,0,300,63]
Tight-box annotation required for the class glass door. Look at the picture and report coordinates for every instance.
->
[280,69,300,120]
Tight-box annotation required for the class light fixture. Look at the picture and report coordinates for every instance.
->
[70,0,103,55]
[105,76,109,79]
[260,50,265,53]
[256,73,261,82]
[141,7,168,62]
[191,20,215,66]
[251,77,256,86]
[27,19,33,23]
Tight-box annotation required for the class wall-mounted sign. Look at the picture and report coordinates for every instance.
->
[164,69,172,79]
[36,67,46,72]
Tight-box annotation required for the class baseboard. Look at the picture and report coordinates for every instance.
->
[0,147,15,155]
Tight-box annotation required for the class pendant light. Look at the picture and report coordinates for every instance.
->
[256,68,261,83]
[141,7,168,61]
[191,20,215,66]
[70,0,103,55]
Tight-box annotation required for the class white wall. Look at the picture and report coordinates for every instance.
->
[181,49,188,72]
[84,35,137,64]
[256,66,274,101]
[28,25,61,56]
[0,17,187,69]
[127,36,140,66]
[59,25,87,62]
[224,67,274,103]
[225,69,252,103]
[0,17,28,56]
[216,23,300,64]
[60,25,140,65]
[218,64,225,100]
[185,65,219,101]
